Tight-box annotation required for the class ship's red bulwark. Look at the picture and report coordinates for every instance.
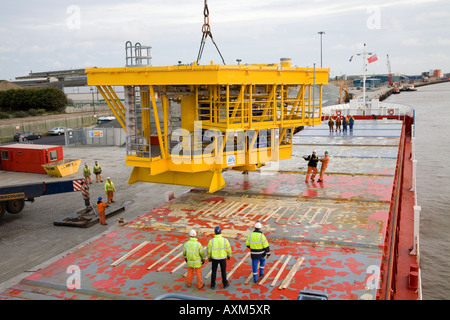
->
[0,144,64,174]
[376,115,420,300]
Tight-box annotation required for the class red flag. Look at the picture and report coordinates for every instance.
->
[368,54,378,63]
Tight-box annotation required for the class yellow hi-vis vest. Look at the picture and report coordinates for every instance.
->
[93,164,102,174]
[207,234,232,260]
[183,237,206,268]
[83,166,91,177]
[104,181,115,193]
[246,230,270,259]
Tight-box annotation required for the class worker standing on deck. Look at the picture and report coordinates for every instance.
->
[80,181,91,210]
[246,222,270,283]
[343,116,348,132]
[303,150,319,182]
[104,177,115,204]
[328,117,334,133]
[183,229,206,290]
[93,161,103,183]
[317,151,330,183]
[207,226,232,290]
[83,162,92,184]
[349,115,355,131]
[335,116,341,132]
[96,196,108,225]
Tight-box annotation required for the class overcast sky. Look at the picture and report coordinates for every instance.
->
[1,0,449,81]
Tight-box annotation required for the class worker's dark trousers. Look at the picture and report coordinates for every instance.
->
[211,259,228,288]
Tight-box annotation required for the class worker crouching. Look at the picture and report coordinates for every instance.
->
[246,222,271,283]
[183,229,206,289]
[207,226,232,290]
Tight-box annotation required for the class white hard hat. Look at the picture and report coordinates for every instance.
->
[312,150,316,153]
[189,229,197,237]
[107,177,111,180]
[255,222,262,229]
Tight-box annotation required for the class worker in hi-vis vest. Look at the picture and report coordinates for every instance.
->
[207,226,232,290]
[183,229,206,289]
[83,162,92,184]
[104,177,115,204]
[93,160,103,183]
[246,222,271,283]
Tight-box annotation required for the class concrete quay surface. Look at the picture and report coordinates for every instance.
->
[0,145,190,289]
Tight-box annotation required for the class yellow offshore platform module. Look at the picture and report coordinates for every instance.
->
[86,46,329,193]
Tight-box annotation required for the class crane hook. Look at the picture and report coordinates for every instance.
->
[196,0,226,65]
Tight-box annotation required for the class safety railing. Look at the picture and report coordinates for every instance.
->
[125,41,152,67]
[196,84,322,130]
[322,102,414,120]
[408,123,422,299]
[378,122,406,299]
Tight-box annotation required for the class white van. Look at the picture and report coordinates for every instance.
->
[97,116,116,125]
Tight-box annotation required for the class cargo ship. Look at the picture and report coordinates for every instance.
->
[0,100,420,301]
[0,38,420,300]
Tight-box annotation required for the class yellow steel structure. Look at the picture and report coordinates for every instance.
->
[86,60,329,192]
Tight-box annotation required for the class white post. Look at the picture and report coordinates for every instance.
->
[410,159,417,192]
[410,205,421,258]
[410,124,415,161]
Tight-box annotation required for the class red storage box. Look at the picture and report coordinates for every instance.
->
[0,144,64,174]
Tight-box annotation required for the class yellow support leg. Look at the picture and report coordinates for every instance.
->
[128,167,226,193]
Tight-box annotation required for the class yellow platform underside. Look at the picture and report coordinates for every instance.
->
[128,167,226,193]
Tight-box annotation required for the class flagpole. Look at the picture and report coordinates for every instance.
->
[363,44,366,108]
[357,43,372,108]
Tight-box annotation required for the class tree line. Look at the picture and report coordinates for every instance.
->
[0,87,68,114]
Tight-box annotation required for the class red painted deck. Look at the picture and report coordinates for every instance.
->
[0,117,419,300]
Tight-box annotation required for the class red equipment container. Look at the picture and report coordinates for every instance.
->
[0,144,64,174]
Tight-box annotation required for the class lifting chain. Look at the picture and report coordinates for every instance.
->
[196,0,226,65]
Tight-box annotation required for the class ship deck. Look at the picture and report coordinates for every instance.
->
[0,119,404,300]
